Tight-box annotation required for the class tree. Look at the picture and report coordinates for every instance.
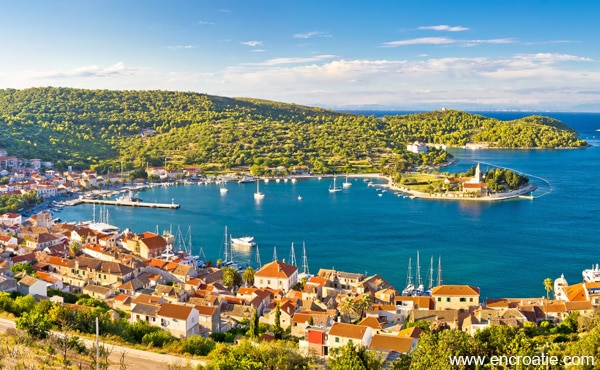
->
[544,277,553,320]
[248,309,260,339]
[221,266,242,291]
[409,329,474,370]
[355,294,372,319]
[338,296,356,323]
[273,304,283,339]
[328,342,383,370]
[242,266,255,287]
[16,310,52,338]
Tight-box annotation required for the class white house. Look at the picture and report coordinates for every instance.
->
[407,141,428,154]
[17,276,48,297]
[156,302,200,338]
[254,260,298,293]
[327,322,373,355]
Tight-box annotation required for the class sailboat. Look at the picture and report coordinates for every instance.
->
[413,251,425,295]
[402,257,414,296]
[342,173,352,188]
[219,181,228,195]
[254,179,265,200]
[328,175,342,193]
[222,226,243,271]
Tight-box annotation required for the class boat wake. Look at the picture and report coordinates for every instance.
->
[476,161,553,199]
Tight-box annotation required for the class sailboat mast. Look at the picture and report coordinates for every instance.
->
[255,245,262,269]
[428,256,434,290]
[273,246,278,262]
[302,242,310,275]
[289,242,297,266]
[416,251,422,287]
[437,256,443,286]
[406,257,413,286]
[223,226,229,263]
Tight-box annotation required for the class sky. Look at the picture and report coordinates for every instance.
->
[1,0,600,111]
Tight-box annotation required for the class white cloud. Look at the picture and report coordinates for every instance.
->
[241,41,263,47]
[418,25,469,32]
[293,31,332,39]
[168,45,197,50]
[204,53,600,109]
[382,37,516,47]
[3,54,598,110]
[197,20,214,25]
[382,37,456,47]
[244,54,337,66]
[514,53,592,63]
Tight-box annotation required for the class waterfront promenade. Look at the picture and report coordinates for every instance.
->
[69,198,180,209]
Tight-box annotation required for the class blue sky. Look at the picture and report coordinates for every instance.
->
[1,0,599,111]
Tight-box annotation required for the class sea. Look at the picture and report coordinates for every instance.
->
[57,111,600,299]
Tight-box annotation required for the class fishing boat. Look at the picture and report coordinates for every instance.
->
[328,175,342,193]
[254,179,265,200]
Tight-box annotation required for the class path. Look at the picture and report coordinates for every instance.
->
[0,318,206,369]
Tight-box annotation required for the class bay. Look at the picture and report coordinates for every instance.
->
[57,112,600,299]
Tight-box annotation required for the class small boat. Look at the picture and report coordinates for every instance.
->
[328,176,342,193]
[238,176,256,184]
[219,181,228,195]
[254,179,265,200]
[298,195,303,200]
[342,174,352,188]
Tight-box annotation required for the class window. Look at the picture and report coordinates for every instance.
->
[335,337,339,343]
[437,297,441,302]
[470,298,474,302]
[460,298,466,302]
[446,297,450,302]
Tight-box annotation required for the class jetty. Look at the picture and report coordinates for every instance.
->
[67,199,180,209]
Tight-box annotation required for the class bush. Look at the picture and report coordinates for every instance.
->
[181,335,216,356]
[141,330,174,348]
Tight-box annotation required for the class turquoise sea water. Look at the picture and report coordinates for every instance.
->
[57,112,600,299]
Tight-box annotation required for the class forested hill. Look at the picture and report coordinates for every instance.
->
[0,87,588,172]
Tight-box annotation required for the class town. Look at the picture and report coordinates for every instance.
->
[0,148,597,367]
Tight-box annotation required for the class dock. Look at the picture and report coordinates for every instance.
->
[68,199,180,209]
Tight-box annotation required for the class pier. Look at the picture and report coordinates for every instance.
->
[68,199,180,209]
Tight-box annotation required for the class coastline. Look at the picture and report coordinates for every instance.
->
[348,173,538,201]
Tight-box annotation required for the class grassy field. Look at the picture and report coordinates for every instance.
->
[399,173,446,193]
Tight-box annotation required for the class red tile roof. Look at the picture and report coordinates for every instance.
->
[157,302,195,320]
[255,260,298,278]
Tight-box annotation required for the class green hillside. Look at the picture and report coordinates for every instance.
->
[0,87,587,173]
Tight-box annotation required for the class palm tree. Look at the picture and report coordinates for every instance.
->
[543,277,553,321]
[222,267,236,291]
[338,296,356,323]
[242,266,256,287]
[355,294,372,319]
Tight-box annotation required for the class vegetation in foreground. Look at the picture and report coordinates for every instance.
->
[2,286,600,369]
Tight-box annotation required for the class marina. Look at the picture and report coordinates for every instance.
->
[53,112,600,298]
